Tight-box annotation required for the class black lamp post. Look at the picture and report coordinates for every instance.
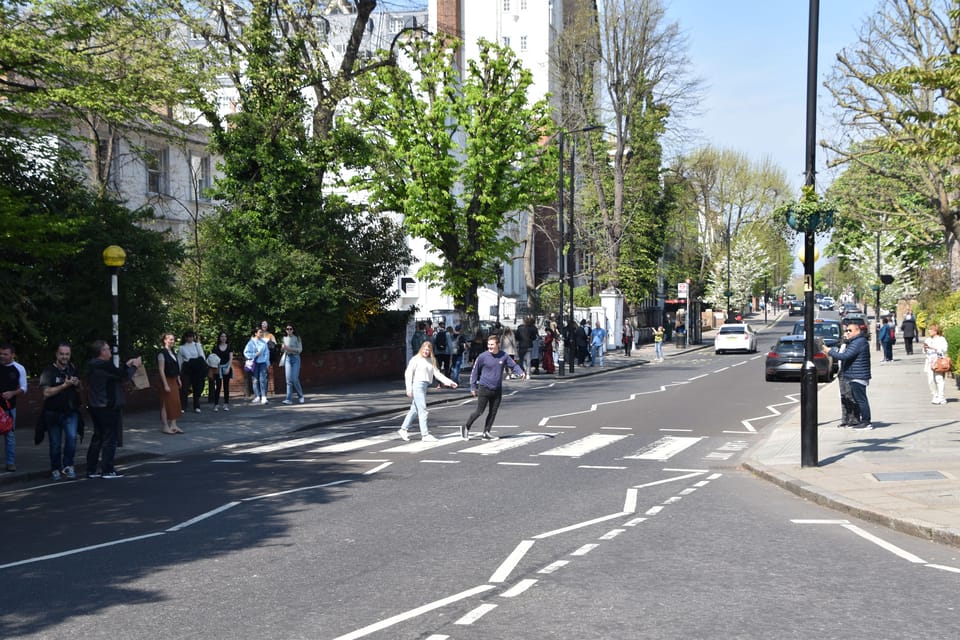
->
[102,245,126,368]
[557,124,602,375]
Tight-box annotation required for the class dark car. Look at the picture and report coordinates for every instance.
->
[765,335,834,382]
[840,303,860,317]
[791,319,842,373]
[788,300,804,316]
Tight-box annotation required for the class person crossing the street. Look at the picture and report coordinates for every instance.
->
[460,335,524,441]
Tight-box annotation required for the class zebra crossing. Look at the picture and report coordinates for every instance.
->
[223,427,746,465]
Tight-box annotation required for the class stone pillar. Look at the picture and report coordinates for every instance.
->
[600,288,624,351]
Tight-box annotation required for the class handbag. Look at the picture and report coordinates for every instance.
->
[244,358,255,373]
[0,399,13,435]
[933,355,952,374]
[279,353,287,368]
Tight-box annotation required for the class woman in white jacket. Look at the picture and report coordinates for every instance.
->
[923,323,949,405]
[398,341,457,441]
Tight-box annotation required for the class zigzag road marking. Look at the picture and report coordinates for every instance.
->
[736,393,800,433]
[537,381,691,427]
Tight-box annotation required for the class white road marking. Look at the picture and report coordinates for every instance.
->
[645,506,664,516]
[842,524,927,563]
[538,560,569,574]
[791,519,851,524]
[578,465,627,470]
[167,502,240,532]
[599,529,625,540]
[679,488,697,495]
[211,459,246,463]
[688,374,709,380]
[382,435,463,453]
[0,532,166,570]
[489,540,535,583]
[632,471,706,489]
[500,578,538,598]
[713,367,729,373]
[421,460,460,464]
[662,496,682,505]
[926,564,960,574]
[363,462,392,475]
[623,517,647,527]
[331,585,495,640]
[454,604,498,625]
[601,426,633,430]
[497,462,540,467]
[244,479,352,501]
[538,433,630,457]
[571,544,598,556]
[460,431,556,454]
[623,487,638,513]
[310,433,399,454]
[425,636,449,640]
[235,432,360,454]
[660,428,693,432]
[693,480,709,487]
[625,436,704,461]
[348,459,389,463]
[664,467,709,472]
[532,512,632,540]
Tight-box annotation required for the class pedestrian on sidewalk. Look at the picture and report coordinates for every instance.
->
[398,341,457,442]
[209,331,232,412]
[825,321,872,430]
[433,324,452,379]
[460,334,524,441]
[835,333,861,427]
[622,321,634,356]
[901,309,918,355]
[244,327,270,405]
[653,326,665,362]
[450,325,467,382]
[85,340,141,478]
[38,342,82,479]
[878,317,895,362]
[500,327,518,378]
[158,333,183,434]
[281,323,305,405]
[541,322,556,374]
[591,321,607,367]
[177,330,207,413]
[0,343,27,472]
[922,323,948,405]
[515,316,538,376]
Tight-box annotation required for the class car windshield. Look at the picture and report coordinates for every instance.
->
[814,324,840,339]
[719,326,746,335]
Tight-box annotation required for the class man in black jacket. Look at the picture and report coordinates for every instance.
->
[39,343,82,480]
[85,340,141,478]
[825,322,872,430]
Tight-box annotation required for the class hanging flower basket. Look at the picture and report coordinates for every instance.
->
[776,185,835,234]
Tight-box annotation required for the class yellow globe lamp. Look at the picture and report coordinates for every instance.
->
[797,246,819,265]
[102,245,127,268]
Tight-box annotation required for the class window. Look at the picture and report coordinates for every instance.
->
[144,147,168,195]
[520,35,528,51]
[521,0,528,8]
[502,36,510,47]
[503,0,510,10]
[192,154,212,199]
[390,17,404,34]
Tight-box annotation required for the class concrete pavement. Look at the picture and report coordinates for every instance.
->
[10,319,960,550]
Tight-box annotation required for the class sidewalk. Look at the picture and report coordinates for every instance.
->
[4,340,698,485]
[743,349,960,547]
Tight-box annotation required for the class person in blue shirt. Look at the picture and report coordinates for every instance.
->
[460,335,525,441]
[590,321,607,367]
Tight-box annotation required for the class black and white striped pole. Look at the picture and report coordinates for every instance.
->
[102,245,126,368]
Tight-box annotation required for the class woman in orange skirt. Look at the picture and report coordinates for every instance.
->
[157,333,183,434]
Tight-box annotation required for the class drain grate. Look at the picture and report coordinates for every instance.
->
[873,471,947,482]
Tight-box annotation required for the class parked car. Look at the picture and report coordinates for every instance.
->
[839,303,860,317]
[819,296,835,310]
[788,300,804,316]
[765,335,834,382]
[715,323,758,354]
[791,318,841,373]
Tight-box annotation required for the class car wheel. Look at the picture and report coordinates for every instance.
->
[765,374,775,382]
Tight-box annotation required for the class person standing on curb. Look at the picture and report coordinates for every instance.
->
[398,341,457,442]
[177,331,206,413]
[622,321,634,356]
[900,309,918,355]
[878,317,894,363]
[825,321,872,430]
[0,343,26,472]
[450,325,467,383]
[653,326,665,362]
[281,323,305,405]
[922,323,949,405]
[591,321,607,367]
[835,330,861,427]
[244,327,270,405]
[38,342,82,480]
[210,331,232,412]
[460,335,524,441]
[158,333,183,434]
[85,340,141,478]
[515,317,538,377]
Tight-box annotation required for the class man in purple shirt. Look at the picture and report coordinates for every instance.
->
[461,335,525,441]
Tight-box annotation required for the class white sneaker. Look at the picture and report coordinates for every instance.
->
[299,397,305,404]
[422,434,438,442]
[260,397,268,405]
[213,405,219,412]
[223,405,230,412]
[397,429,410,441]
[282,399,293,405]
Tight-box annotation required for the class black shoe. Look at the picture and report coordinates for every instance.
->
[481,431,499,440]
[460,425,469,441]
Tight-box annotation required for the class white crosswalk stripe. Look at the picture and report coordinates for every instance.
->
[459,431,558,455]
[233,431,360,454]
[624,436,704,461]
[537,433,631,458]
[309,433,400,454]
[381,434,464,453]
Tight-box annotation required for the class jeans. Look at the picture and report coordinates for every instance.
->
[654,341,664,360]
[591,344,604,366]
[47,411,78,470]
[2,407,14,465]
[848,381,871,424]
[882,340,893,361]
[451,354,463,382]
[464,385,503,432]
[252,361,268,399]
[285,354,303,401]
[400,381,430,435]
[87,406,121,474]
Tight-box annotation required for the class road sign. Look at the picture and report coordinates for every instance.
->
[678,282,688,299]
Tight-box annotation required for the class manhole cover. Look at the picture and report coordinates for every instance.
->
[873,471,947,482]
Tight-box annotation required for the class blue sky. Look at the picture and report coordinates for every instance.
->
[664,0,879,192]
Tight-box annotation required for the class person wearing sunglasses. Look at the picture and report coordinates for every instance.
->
[825,322,872,430]
[281,324,305,405]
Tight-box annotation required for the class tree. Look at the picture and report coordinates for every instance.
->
[703,222,773,313]
[198,1,411,346]
[555,0,699,296]
[823,0,960,288]
[351,36,555,325]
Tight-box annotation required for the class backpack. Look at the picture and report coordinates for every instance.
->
[434,331,448,353]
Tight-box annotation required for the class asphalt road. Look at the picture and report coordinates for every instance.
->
[3,316,960,639]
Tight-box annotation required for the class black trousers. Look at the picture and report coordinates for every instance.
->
[87,406,121,474]
[464,386,502,433]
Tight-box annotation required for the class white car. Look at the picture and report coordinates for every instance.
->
[715,323,758,354]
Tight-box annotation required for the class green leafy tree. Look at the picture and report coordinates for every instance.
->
[198,1,410,347]
[351,36,555,325]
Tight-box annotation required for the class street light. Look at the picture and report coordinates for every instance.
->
[557,124,602,376]
[102,245,126,368]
